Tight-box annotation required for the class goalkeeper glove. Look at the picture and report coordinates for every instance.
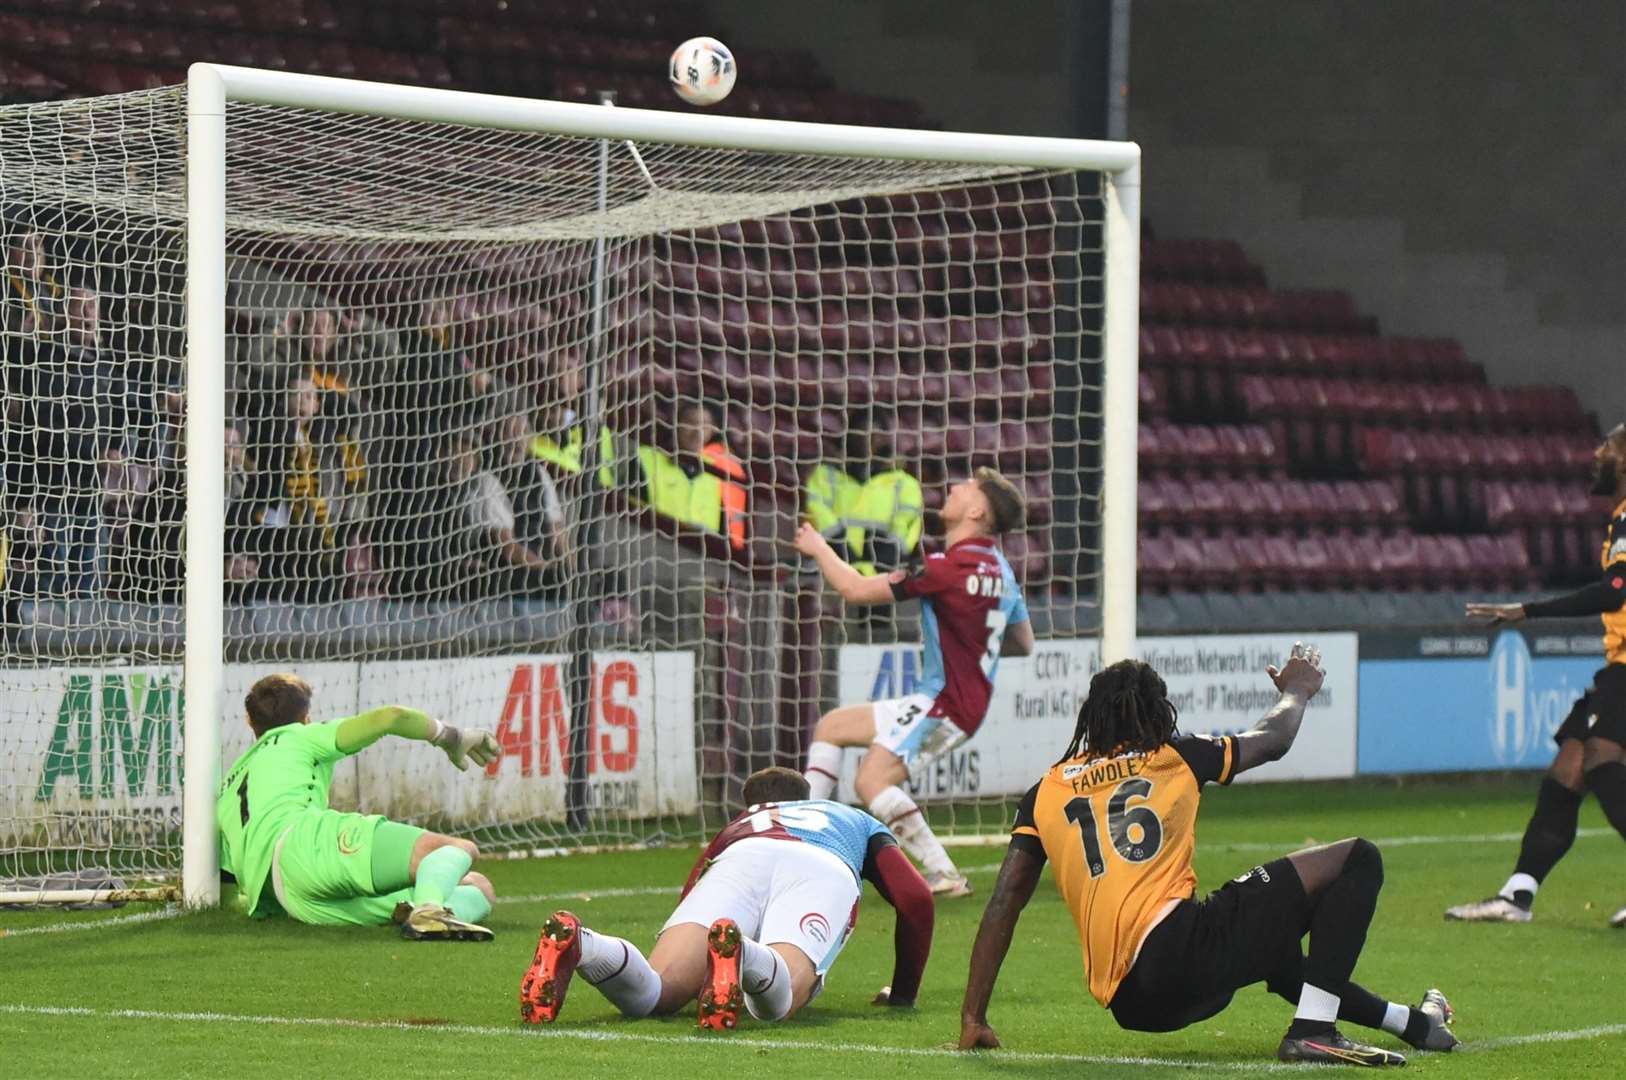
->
[431,721,500,771]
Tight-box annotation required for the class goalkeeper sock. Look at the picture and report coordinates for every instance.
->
[578,927,661,1018]
[411,845,472,908]
[804,741,842,800]
[869,785,956,878]
[739,937,794,1022]
[1510,777,1583,899]
[447,884,491,925]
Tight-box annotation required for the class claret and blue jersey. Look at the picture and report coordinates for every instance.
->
[693,799,894,885]
[890,537,1029,735]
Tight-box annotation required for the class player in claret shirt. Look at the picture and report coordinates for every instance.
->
[1446,422,1626,926]
[959,646,1456,1068]
[796,468,1036,898]
[519,767,934,1030]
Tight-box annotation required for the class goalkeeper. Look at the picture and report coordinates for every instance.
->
[216,673,502,940]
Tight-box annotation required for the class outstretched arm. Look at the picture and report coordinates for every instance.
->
[1230,642,1326,776]
[794,522,900,606]
[335,706,499,771]
[959,842,1044,1050]
[862,842,935,1006]
[1469,569,1626,625]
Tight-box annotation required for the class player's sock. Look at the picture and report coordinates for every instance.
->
[1584,762,1626,842]
[804,741,842,800]
[868,785,956,878]
[447,884,491,925]
[411,845,472,908]
[1302,839,1383,1012]
[1379,1000,1437,1046]
[738,937,794,1021]
[1508,777,1583,905]
[577,927,661,1018]
[1287,984,1340,1038]
[1497,872,1541,909]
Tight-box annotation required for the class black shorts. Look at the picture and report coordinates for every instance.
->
[1110,857,1310,1033]
[1554,664,1626,746]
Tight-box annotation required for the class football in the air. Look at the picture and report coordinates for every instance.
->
[669,37,737,107]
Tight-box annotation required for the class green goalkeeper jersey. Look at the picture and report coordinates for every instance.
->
[216,718,353,917]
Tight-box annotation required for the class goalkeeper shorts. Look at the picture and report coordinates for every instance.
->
[270,811,422,927]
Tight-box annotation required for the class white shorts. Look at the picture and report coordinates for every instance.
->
[871,693,969,775]
[662,837,860,975]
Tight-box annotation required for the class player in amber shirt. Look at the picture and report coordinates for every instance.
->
[959,646,1457,1068]
[1447,422,1626,926]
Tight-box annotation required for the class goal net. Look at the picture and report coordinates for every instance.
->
[0,70,1137,906]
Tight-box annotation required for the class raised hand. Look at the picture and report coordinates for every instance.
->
[1265,641,1325,701]
[794,521,829,558]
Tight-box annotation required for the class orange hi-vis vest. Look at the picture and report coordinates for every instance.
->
[703,440,747,550]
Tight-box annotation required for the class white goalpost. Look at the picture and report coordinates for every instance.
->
[0,64,1139,910]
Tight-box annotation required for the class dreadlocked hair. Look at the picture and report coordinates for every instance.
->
[1058,659,1179,763]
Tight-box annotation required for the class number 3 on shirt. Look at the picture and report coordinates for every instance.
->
[1064,779,1164,878]
[980,609,1009,676]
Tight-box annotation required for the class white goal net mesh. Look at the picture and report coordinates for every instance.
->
[1,85,1108,896]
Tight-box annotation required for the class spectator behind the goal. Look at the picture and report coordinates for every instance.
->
[116,422,261,602]
[702,404,748,551]
[805,408,922,578]
[1,229,63,341]
[639,400,745,545]
[531,361,615,492]
[242,366,367,604]
[441,431,552,598]
[495,411,571,599]
[1,502,45,637]
[18,284,107,596]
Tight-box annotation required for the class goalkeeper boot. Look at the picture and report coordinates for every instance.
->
[1444,895,1531,923]
[698,918,744,1031]
[1609,902,1626,928]
[396,901,494,942]
[1277,1028,1407,1067]
[520,911,582,1024]
[1402,989,1457,1052]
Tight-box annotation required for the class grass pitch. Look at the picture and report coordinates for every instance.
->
[3,774,1623,1078]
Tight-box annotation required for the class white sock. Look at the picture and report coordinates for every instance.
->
[804,741,843,800]
[868,785,955,877]
[577,927,661,1018]
[1381,1001,1411,1037]
[1500,872,1539,901]
[1294,983,1341,1024]
[738,937,794,1021]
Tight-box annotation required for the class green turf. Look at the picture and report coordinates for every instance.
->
[3,774,1623,1078]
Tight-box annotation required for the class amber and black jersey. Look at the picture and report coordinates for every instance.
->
[1525,497,1626,665]
[1010,734,1236,1007]
[1602,498,1626,665]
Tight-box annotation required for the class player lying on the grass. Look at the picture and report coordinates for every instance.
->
[519,766,934,1029]
[1446,422,1626,927]
[216,673,501,940]
[795,467,1035,897]
[959,645,1456,1068]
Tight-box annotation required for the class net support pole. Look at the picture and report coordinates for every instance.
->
[182,63,227,908]
[1099,159,1140,664]
[565,89,618,830]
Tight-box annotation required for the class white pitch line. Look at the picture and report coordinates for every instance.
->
[1215,827,1612,853]
[1465,1023,1626,1051]
[0,1003,1305,1071]
[4,1003,1624,1067]
[493,828,1617,906]
[0,906,183,939]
